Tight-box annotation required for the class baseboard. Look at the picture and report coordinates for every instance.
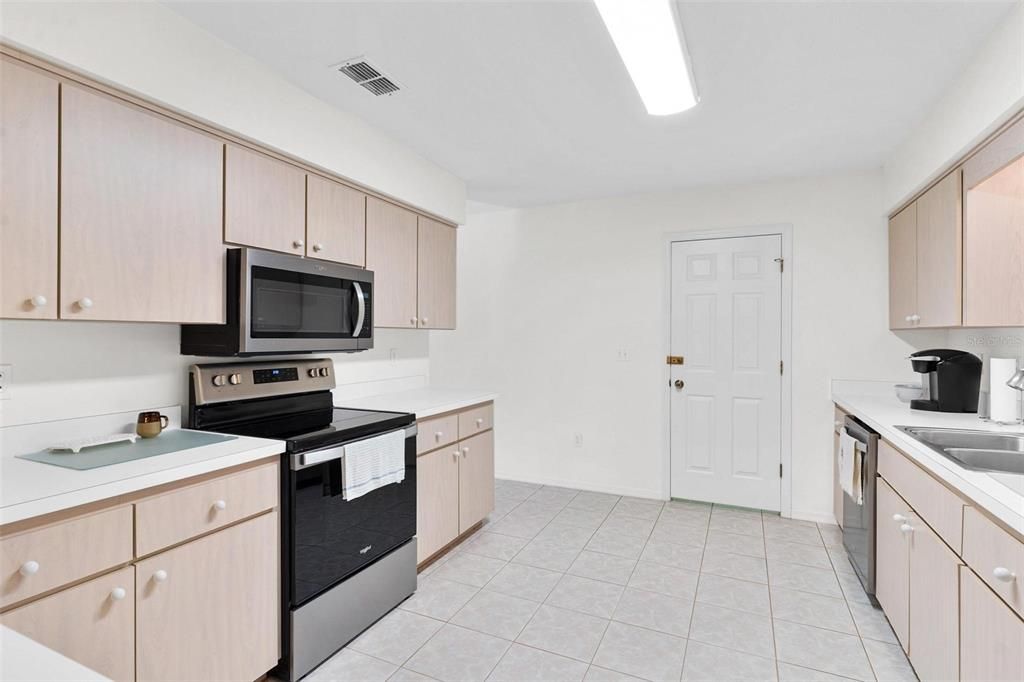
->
[494,470,664,501]
[788,509,837,525]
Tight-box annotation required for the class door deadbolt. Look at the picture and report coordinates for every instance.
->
[674,379,685,389]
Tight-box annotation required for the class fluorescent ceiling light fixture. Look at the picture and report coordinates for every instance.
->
[595,0,698,115]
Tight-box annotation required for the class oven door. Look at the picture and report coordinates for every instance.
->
[285,430,416,608]
[238,248,373,354]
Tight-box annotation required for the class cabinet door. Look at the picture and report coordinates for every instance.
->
[416,446,460,563]
[417,217,457,329]
[60,84,225,323]
[0,57,58,319]
[888,204,918,330]
[963,117,1024,327]
[1,566,134,681]
[960,566,1024,682]
[366,197,418,328]
[915,170,963,327]
[875,477,911,651]
[458,430,495,533]
[224,144,306,254]
[908,514,961,681]
[136,512,278,682]
[306,174,366,266]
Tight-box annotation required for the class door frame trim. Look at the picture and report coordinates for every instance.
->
[663,224,794,517]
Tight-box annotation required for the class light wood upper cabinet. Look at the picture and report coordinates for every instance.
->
[888,204,918,330]
[135,512,279,682]
[60,84,225,323]
[224,144,306,255]
[875,477,910,651]
[1,566,135,681]
[0,57,58,320]
[458,430,495,534]
[907,514,962,682]
[366,197,418,328]
[416,445,460,563]
[963,117,1024,327]
[915,170,962,327]
[306,174,366,266]
[960,567,1024,682]
[417,216,457,329]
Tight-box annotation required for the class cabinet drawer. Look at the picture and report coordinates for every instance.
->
[1,505,133,609]
[459,402,494,439]
[878,440,964,553]
[417,413,459,455]
[1,566,135,681]
[963,506,1024,619]
[135,461,278,556]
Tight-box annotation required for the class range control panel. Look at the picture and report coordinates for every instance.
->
[191,359,335,405]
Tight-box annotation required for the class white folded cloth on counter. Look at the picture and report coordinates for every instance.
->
[839,429,863,505]
[342,429,406,501]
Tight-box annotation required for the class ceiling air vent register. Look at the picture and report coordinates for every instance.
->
[335,57,401,97]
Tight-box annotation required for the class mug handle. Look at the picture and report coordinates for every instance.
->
[159,415,169,430]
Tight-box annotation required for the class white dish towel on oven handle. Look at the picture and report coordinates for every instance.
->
[342,429,406,501]
[838,429,863,505]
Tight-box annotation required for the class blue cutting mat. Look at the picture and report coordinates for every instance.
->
[16,430,237,470]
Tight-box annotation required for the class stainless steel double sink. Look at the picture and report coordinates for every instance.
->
[896,426,1024,475]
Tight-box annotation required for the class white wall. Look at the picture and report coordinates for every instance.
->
[0,320,430,428]
[430,171,952,521]
[0,0,466,223]
[883,1,1024,212]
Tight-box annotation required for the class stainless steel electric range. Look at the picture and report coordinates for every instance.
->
[187,358,417,681]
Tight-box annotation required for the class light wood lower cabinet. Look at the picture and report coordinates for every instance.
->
[458,431,495,534]
[1,566,135,681]
[875,477,911,651]
[136,511,279,682]
[0,56,58,320]
[416,402,495,566]
[416,446,461,563]
[908,511,962,682]
[60,83,225,323]
[960,567,1024,682]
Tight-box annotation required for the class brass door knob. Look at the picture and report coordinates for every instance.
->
[674,379,685,389]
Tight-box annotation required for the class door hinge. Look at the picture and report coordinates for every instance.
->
[774,257,784,273]
[779,360,784,375]
[779,463,783,478]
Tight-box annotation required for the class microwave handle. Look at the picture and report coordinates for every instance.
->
[353,281,366,337]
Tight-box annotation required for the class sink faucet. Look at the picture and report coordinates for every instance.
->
[1008,369,1024,392]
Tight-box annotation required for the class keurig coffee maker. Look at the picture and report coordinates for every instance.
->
[908,349,982,413]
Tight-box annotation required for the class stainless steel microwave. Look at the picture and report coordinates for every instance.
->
[181,248,373,356]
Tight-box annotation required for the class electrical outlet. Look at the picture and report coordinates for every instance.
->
[388,348,398,361]
[0,364,11,400]
[617,348,630,362]
[574,432,583,448]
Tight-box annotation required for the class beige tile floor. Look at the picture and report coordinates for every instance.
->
[307,480,918,682]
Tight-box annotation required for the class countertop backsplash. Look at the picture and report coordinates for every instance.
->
[0,320,430,428]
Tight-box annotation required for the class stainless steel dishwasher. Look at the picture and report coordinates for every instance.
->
[840,415,879,600]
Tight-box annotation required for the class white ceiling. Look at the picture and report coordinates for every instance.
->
[166,0,1015,207]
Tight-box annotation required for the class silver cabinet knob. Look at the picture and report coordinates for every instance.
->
[461,446,469,458]
[213,499,227,511]
[410,317,418,325]
[78,297,93,310]
[153,569,168,583]
[19,560,39,577]
[110,587,127,601]
[313,243,324,252]
[293,239,305,249]
[452,450,460,461]
[30,295,47,308]
[421,317,429,325]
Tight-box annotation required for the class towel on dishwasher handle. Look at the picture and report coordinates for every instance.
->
[838,429,863,505]
[342,429,406,501]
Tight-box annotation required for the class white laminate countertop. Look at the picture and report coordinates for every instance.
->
[0,406,283,526]
[338,387,497,420]
[1,626,108,681]
[832,380,1024,538]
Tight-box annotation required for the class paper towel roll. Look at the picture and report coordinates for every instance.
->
[990,358,1020,423]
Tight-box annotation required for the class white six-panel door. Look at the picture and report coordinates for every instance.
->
[670,235,783,511]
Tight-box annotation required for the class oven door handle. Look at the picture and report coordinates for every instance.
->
[290,424,418,471]
[353,281,366,338]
